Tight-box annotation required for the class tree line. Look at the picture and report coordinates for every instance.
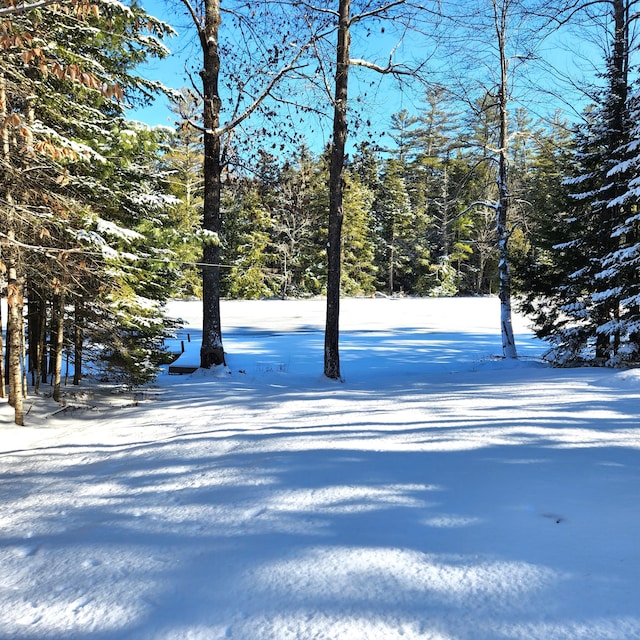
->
[1,0,639,425]
[168,98,566,303]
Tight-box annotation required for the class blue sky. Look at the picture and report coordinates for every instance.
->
[126,0,442,151]
[127,0,599,151]
[127,0,199,127]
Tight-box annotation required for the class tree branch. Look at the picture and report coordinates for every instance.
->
[0,0,58,17]
[216,59,309,137]
[350,0,407,26]
[293,1,339,18]
[348,58,413,75]
[178,0,205,42]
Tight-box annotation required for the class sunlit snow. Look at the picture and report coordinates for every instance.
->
[1,296,639,639]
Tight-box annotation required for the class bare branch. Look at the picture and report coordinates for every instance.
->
[292,2,339,18]
[349,58,413,75]
[456,201,499,219]
[313,38,334,101]
[350,0,407,26]
[178,0,204,41]
[216,62,309,136]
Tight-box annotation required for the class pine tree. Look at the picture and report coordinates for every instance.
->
[372,160,416,295]
[603,92,640,360]
[223,181,277,299]
[270,147,326,298]
[341,172,376,296]
[79,123,182,386]
[515,114,576,334]
[538,0,636,365]
[403,89,461,295]
[0,0,174,418]
[162,92,205,298]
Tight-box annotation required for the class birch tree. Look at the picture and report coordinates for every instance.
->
[494,0,518,358]
[439,0,554,357]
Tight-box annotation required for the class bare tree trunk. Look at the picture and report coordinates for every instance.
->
[52,293,64,402]
[3,140,24,421]
[181,0,312,366]
[27,283,38,387]
[0,295,5,400]
[324,0,351,380]
[388,239,395,296]
[28,287,45,392]
[198,0,225,368]
[7,269,24,425]
[0,75,8,400]
[494,0,517,359]
[39,296,48,386]
[21,309,27,398]
[73,297,83,385]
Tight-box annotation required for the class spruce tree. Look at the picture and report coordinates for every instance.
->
[602,92,640,360]
[0,0,174,418]
[162,92,205,298]
[531,0,637,364]
[271,147,326,298]
[341,172,376,296]
[515,114,576,337]
[222,181,277,299]
[372,159,417,295]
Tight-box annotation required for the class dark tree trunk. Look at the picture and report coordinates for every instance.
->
[198,0,225,368]
[73,297,83,385]
[0,77,6,399]
[388,238,395,296]
[39,295,48,386]
[27,283,39,387]
[324,0,351,380]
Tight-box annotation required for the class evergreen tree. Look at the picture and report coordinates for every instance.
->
[222,181,277,299]
[162,91,205,298]
[271,148,326,298]
[515,114,576,328]
[456,93,502,294]
[341,172,376,296]
[403,89,461,295]
[372,159,418,295]
[352,141,381,192]
[534,0,637,364]
[602,92,640,360]
[386,110,419,164]
[79,123,181,386]
[0,0,174,419]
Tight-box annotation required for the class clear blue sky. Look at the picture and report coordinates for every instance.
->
[128,0,599,150]
[126,0,442,151]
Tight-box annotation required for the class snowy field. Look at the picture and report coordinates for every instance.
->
[1,296,640,639]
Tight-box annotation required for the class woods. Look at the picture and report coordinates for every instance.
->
[0,0,176,424]
[2,0,640,422]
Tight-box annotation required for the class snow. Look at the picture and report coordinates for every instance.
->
[95,217,145,242]
[2,296,640,640]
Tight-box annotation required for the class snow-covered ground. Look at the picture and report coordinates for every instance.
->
[1,296,640,640]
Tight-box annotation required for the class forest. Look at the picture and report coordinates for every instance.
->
[1,0,640,424]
